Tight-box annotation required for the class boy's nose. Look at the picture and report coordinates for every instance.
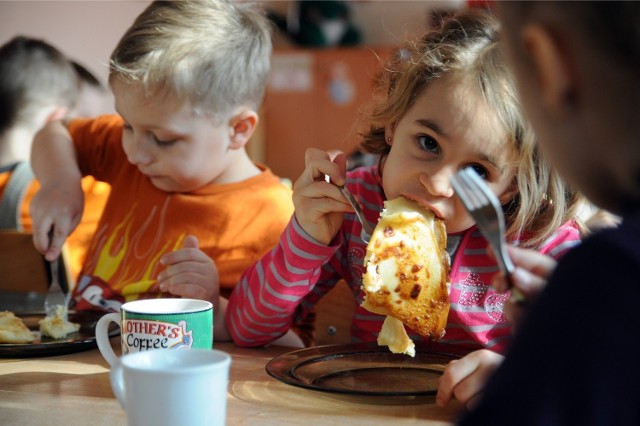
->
[419,171,455,198]
[125,138,152,166]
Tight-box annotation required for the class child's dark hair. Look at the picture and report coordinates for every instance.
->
[71,60,103,89]
[0,36,78,134]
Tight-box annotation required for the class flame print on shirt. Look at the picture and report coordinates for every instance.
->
[76,198,186,306]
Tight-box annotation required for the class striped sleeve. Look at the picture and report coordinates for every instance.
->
[537,221,582,260]
[226,216,340,347]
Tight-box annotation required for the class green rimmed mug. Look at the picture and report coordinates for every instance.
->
[96,298,213,366]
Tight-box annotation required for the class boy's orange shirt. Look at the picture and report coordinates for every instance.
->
[0,171,110,283]
[67,115,294,311]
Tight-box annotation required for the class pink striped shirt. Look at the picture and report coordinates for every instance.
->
[226,166,581,354]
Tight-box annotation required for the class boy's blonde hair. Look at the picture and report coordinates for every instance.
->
[360,8,581,248]
[109,0,272,122]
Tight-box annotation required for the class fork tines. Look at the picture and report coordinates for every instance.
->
[451,168,504,223]
[450,168,519,298]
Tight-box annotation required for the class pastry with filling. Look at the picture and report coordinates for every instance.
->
[0,310,36,343]
[361,197,450,356]
[39,305,80,339]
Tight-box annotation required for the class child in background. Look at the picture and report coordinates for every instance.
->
[448,2,640,424]
[226,8,582,352]
[68,60,111,119]
[29,0,296,344]
[0,36,109,282]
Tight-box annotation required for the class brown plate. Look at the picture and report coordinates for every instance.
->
[266,342,458,404]
[0,311,119,358]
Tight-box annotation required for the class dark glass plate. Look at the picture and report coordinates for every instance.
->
[266,342,458,404]
[0,311,119,358]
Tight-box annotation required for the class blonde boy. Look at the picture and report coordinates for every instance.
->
[30,1,294,341]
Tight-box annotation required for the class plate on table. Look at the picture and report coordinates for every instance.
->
[0,310,119,358]
[266,342,459,404]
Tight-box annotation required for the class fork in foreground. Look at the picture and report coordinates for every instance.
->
[450,168,525,303]
[44,228,71,319]
[44,256,70,319]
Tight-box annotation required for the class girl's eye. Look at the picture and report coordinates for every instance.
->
[417,135,440,154]
[122,122,132,131]
[468,164,490,180]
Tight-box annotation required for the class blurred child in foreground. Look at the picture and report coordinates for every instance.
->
[439,2,640,424]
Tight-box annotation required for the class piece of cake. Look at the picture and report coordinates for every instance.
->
[39,305,80,339]
[0,311,36,343]
[361,197,451,356]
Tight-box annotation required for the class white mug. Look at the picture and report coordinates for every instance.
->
[110,349,231,426]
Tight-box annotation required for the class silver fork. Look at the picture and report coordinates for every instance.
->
[44,257,69,318]
[338,185,375,243]
[450,168,525,303]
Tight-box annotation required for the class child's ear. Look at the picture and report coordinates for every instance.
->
[384,124,395,145]
[228,109,258,150]
[521,24,576,115]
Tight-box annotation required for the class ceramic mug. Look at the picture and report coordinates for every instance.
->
[110,348,231,426]
[96,298,213,366]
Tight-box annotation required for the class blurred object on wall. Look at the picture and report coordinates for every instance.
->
[466,0,491,10]
[326,62,355,105]
[266,1,361,48]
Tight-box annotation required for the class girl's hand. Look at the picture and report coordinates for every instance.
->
[492,246,557,330]
[436,349,504,409]
[292,148,353,245]
[158,235,219,305]
[30,181,84,261]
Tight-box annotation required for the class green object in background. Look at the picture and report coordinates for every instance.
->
[267,1,362,48]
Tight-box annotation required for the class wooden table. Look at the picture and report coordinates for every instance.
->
[0,340,462,425]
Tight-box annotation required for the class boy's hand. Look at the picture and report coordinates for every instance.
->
[158,235,220,305]
[292,148,353,245]
[436,349,504,409]
[30,182,84,261]
[491,246,557,331]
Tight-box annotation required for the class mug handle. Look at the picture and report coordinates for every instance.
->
[96,312,121,366]
[109,357,126,409]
